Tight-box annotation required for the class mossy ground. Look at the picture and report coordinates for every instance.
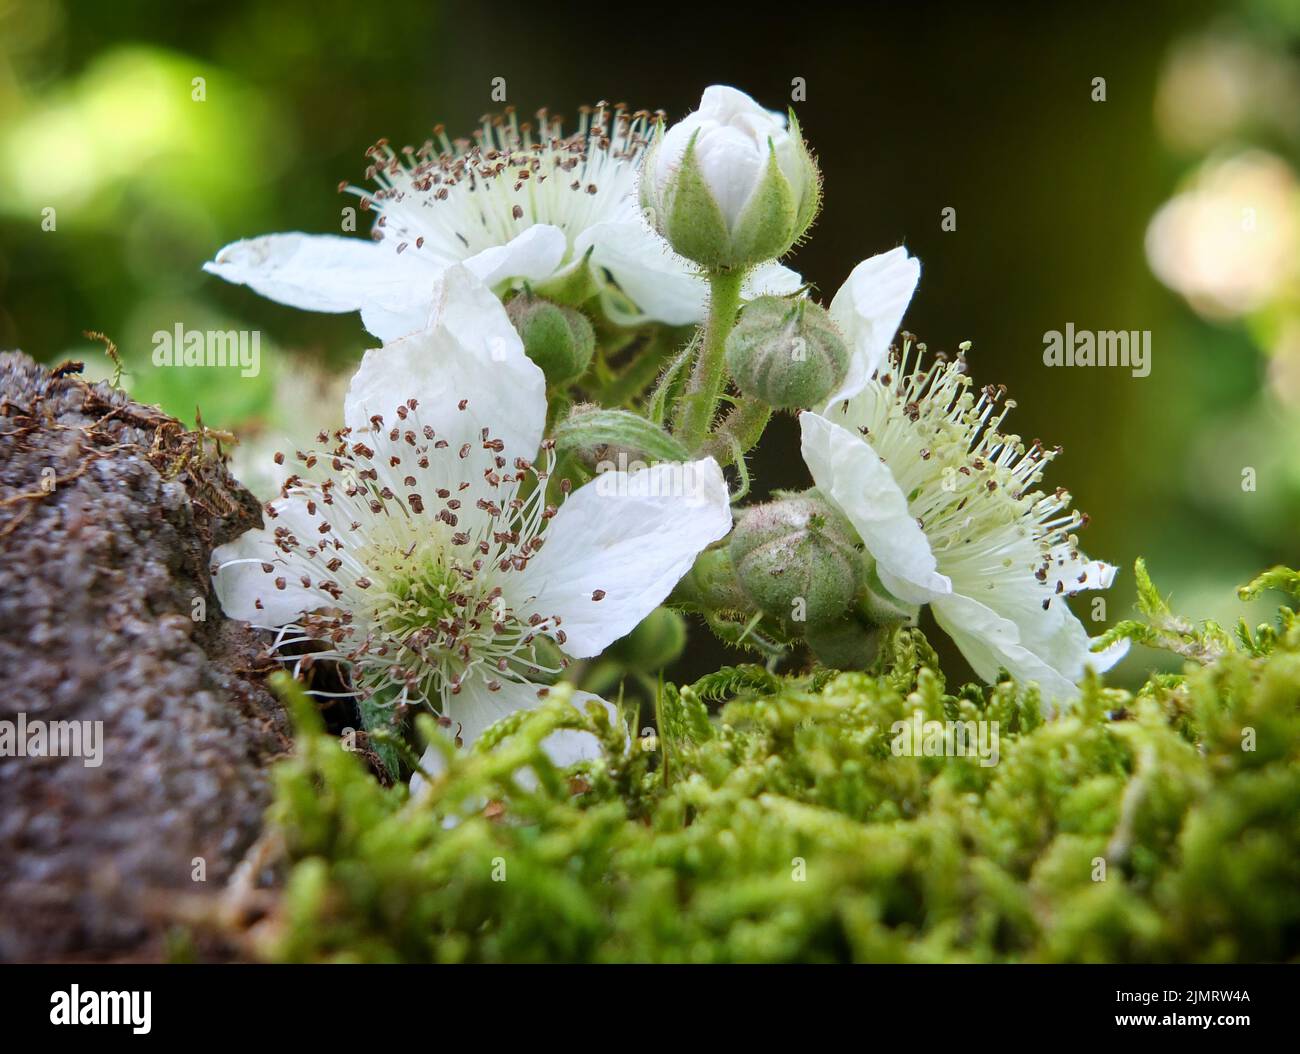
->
[259,568,1300,963]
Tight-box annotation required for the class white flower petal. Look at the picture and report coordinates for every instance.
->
[447,677,544,748]
[698,84,788,127]
[931,592,1080,705]
[462,224,568,289]
[358,300,439,344]
[411,685,621,797]
[579,220,708,326]
[521,458,733,658]
[1060,557,1120,593]
[420,263,534,362]
[694,126,766,229]
[359,238,570,343]
[211,494,331,625]
[204,232,428,319]
[655,119,698,190]
[654,86,793,233]
[344,266,547,468]
[449,681,617,763]
[944,556,1122,687]
[579,222,806,326]
[799,411,949,604]
[744,260,804,300]
[1088,635,1130,674]
[408,743,448,797]
[826,247,921,405]
[533,691,622,767]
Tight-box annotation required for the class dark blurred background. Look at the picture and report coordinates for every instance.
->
[3,0,1299,685]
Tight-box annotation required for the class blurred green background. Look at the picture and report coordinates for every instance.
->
[3,0,1298,685]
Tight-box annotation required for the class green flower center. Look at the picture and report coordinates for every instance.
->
[370,553,463,654]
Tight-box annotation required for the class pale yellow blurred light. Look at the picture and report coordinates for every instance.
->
[1155,32,1300,153]
[1156,36,1256,151]
[1145,152,1299,319]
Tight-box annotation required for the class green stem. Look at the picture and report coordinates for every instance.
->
[676,269,746,451]
[601,326,683,407]
[544,391,572,433]
[653,680,670,789]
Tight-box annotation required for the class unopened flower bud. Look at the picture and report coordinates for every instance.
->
[729,494,860,628]
[641,85,820,272]
[501,634,566,686]
[606,607,687,670]
[725,296,848,409]
[506,295,594,385]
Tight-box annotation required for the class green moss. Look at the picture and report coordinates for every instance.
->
[260,567,1300,963]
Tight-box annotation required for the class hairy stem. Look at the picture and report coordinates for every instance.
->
[675,268,746,451]
[601,326,684,407]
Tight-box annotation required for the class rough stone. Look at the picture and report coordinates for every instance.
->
[0,351,289,961]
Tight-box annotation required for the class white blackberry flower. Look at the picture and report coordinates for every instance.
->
[800,340,1126,702]
[212,267,732,757]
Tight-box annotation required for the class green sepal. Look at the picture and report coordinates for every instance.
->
[805,617,882,671]
[662,131,734,270]
[533,247,600,306]
[786,110,822,240]
[729,141,797,267]
[857,562,922,627]
[551,405,691,471]
[356,683,407,781]
[669,543,751,612]
[649,337,696,426]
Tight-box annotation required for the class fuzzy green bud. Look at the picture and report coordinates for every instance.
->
[729,494,860,629]
[725,297,848,410]
[641,86,821,273]
[605,607,687,671]
[504,634,566,686]
[506,295,594,386]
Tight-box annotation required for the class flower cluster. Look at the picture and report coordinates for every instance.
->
[205,101,801,336]
[212,268,731,775]
[209,84,1123,787]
